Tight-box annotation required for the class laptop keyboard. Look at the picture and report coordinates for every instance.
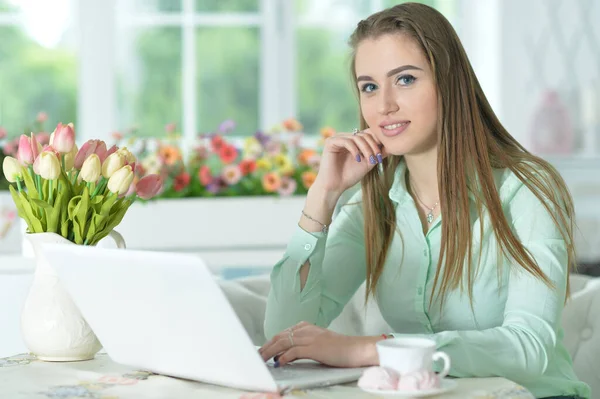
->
[267,361,360,381]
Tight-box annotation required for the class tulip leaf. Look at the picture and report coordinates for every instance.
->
[31,199,52,209]
[45,189,66,234]
[91,200,131,245]
[18,192,43,233]
[85,213,101,243]
[72,219,83,245]
[21,167,39,200]
[60,195,70,239]
[10,186,34,232]
[67,195,82,221]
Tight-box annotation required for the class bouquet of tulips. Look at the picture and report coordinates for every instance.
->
[1,123,163,245]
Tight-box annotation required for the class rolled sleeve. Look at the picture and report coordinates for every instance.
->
[264,192,367,340]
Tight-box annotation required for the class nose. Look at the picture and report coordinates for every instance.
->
[378,85,400,115]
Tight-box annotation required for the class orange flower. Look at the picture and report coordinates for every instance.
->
[159,145,182,166]
[239,159,257,175]
[297,149,316,166]
[320,126,336,139]
[301,171,317,189]
[262,172,281,193]
[219,144,238,164]
[198,165,213,186]
[282,118,303,132]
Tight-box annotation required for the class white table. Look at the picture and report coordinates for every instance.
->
[0,353,534,399]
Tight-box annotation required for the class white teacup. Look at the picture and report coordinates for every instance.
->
[376,337,451,379]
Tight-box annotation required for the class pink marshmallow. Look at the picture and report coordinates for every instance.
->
[397,370,441,391]
[357,367,400,390]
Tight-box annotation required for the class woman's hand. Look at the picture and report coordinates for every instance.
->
[312,129,387,196]
[258,322,379,368]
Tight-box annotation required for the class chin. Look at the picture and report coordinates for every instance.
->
[379,135,437,158]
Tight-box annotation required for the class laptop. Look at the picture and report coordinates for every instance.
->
[39,244,366,393]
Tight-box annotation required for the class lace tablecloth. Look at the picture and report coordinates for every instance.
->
[0,353,534,399]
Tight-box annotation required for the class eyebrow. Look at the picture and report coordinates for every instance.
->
[356,65,423,82]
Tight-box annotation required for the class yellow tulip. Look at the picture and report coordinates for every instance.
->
[117,147,136,164]
[102,152,126,179]
[2,156,23,183]
[107,165,134,195]
[34,151,61,180]
[63,144,78,171]
[80,154,101,183]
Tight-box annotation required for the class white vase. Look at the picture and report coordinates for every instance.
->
[21,231,126,362]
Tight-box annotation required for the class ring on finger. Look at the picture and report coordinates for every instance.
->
[288,329,295,347]
[352,128,359,136]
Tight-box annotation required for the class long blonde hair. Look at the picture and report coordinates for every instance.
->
[348,3,576,308]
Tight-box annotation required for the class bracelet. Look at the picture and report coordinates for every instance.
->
[301,210,329,234]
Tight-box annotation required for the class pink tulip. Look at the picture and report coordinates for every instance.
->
[136,174,163,200]
[35,132,50,146]
[123,180,137,198]
[17,135,34,165]
[30,133,41,161]
[75,140,108,170]
[52,122,75,154]
[3,142,16,157]
[36,112,48,123]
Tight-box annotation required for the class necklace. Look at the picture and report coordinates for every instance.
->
[410,179,439,224]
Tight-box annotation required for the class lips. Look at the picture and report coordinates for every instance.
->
[379,120,411,137]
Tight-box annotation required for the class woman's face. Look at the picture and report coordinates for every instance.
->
[355,33,439,156]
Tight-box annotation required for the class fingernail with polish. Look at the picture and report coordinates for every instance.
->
[377,153,383,163]
[274,361,280,368]
[356,154,361,163]
[369,155,376,165]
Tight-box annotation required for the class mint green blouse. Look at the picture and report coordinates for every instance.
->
[264,161,591,399]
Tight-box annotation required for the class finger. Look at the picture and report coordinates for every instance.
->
[278,346,313,367]
[294,321,310,329]
[351,135,379,165]
[359,131,386,163]
[326,137,363,164]
[261,333,300,362]
[355,134,382,164]
[259,322,311,356]
[259,328,290,357]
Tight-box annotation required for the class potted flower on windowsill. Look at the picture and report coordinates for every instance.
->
[2,123,163,362]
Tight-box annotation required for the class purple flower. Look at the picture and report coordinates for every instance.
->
[254,131,270,146]
[218,119,236,134]
[206,178,224,194]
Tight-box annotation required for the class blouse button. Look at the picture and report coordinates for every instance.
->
[304,244,312,250]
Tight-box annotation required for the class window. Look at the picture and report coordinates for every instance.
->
[296,0,457,134]
[112,0,457,139]
[0,0,457,142]
[0,0,77,139]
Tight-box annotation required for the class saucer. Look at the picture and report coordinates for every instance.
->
[359,379,457,397]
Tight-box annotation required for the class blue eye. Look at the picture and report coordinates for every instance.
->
[360,83,377,93]
[397,74,416,86]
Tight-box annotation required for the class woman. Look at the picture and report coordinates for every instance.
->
[258,3,590,399]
